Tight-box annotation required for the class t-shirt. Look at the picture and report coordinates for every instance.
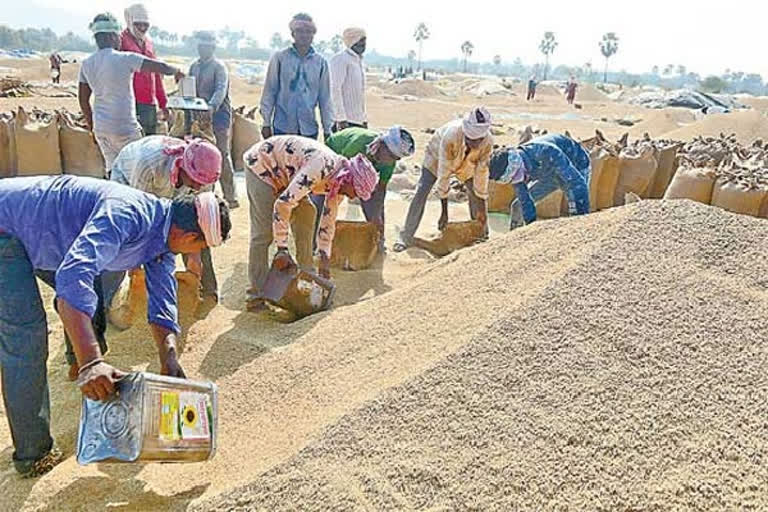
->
[79,48,144,137]
[326,127,395,185]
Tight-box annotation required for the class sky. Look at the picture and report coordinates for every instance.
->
[5,0,768,79]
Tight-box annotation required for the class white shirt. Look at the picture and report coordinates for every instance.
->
[329,49,366,125]
[79,48,144,137]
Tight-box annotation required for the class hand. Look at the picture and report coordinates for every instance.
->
[261,126,273,140]
[161,348,187,379]
[323,132,332,143]
[335,121,349,132]
[173,69,185,83]
[273,249,296,271]
[77,361,126,401]
[159,108,170,121]
[438,211,449,231]
[185,252,203,278]
[362,121,368,129]
[318,253,331,279]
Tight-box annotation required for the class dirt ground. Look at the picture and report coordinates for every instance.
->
[1,57,767,511]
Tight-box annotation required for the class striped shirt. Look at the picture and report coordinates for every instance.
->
[329,49,366,125]
[110,136,180,199]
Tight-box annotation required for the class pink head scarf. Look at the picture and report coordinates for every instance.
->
[164,138,222,187]
[328,154,378,201]
[194,192,223,247]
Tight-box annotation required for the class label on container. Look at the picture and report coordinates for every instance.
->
[158,391,211,442]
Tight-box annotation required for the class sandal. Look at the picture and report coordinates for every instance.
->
[19,447,63,479]
[392,242,408,253]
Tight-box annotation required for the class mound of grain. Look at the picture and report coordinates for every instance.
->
[198,201,768,511]
[665,109,768,144]
[576,83,609,102]
[386,79,444,98]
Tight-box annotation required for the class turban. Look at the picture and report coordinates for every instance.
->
[124,4,150,40]
[329,154,378,201]
[164,138,222,187]
[497,149,527,185]
[289,17,317,33]
[89,18,121,35]
[367,125,415,159]
[462,106,492,140]
[195,192,223,247]
[342,27,366,48]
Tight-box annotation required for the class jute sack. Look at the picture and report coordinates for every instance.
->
[536,190,565,219]
[330,221,380,270]
[412,220,485,257]
[663,167,717,205]
[0,113,17,177]
[15,107,62,176]
[590,147,621,211]
[488,181,516,213]
[710,179,768,217]
[59,112,105,177]
[233,106,261,171]
[614,147,657,206]
[649,144,680,199]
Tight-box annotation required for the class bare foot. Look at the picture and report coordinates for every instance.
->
[68,362,79,382]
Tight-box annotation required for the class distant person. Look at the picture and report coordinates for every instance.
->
[260,13,333,141]
[325,125,416,252]
[119,3,168,136]
[48,52,70,84]
[490,133,590,229]
[527,75,537,101]
[393,107,493,252]
[566,76,578,105]
[243,136,377,312]
[330,27,367,133]
[78,12,184,173]
[189,31,239,209]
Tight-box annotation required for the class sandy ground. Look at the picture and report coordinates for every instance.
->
[1,57,767,511]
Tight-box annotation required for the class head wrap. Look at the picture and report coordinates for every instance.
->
[164,138,222,187]
[367,125,415,160]
[462,106,492,140]
[289,15,317,33]
[194,192,223,247]
[195,30,218,47]
[124,4,150,40]
[328,154,378,201]
[342,28,366,48]
[89,18,121,35]
[497,149,527,185]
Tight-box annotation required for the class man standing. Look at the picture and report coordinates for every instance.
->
[78,12,184,174]
[565,76,578,105]
[394,108,493,252]
[49,52,69,84]
[527,75,537,101]
[189,31,239,209]
[489,133,590,228]
[326,126,415,251]
[260,13,333,141]
[0,175,230,477]
[120,3,168,136]
[330,27,367,132]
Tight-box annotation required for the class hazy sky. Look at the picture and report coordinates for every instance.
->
[6,0,768,78]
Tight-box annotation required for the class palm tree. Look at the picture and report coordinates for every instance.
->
[270,32,284,50]
[598,32,619,83]
[414,23,430,71]
[461,41,474,73]
[677,64,687,76]
[407,49,416,69]
[538,32,557,80]
[584,62,593,82]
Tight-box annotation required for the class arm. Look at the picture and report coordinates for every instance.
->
[260,54,280,133]
[209,61,229,112]
[329,55,348,124]
[143,253,186,377]
[436,135,459,200]
[316,194,341,273]
[273,158,324,250]
[473,143,491,224]
[318,59,334,137]
[78,81,93,132]
[154,71,168,110]
[140,58,184,82]
[513,181,537,225]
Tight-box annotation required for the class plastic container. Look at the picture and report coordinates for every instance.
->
[76,372,217,465]
[261,265,336,319]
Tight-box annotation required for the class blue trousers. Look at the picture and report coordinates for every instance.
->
[0,235,54,473]
[510,161,590,227]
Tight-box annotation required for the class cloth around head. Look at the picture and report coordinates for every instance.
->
[194,192,223,247]
[497,149,527,185]
[462,106,492,140]
[342,27,366,48]
[164,138,222,187]
[289,16,317,33]
[367,125,415,160]
[329,154,378,201]
[125,4,149,40]
[195,30,218,46]
[89,18,121,35]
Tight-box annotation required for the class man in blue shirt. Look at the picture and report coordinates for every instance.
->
[490,133,591,228]
[259,13,333,141]
[0,176,231,477]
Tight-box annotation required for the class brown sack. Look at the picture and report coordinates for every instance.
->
[0,113,17,177]
[329,221,380,270]
[59,113,105,178]
[233,106,261,171]
[536,190,565,219]
[15,107,62,176]
[614,147,657,206]
[649,144,680,199]
[710,179,768,217]
[412,220,485,257]
[169,110,186,138]
[590,147,621,211]
[663,166,717,205]
[487,181,516,213]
